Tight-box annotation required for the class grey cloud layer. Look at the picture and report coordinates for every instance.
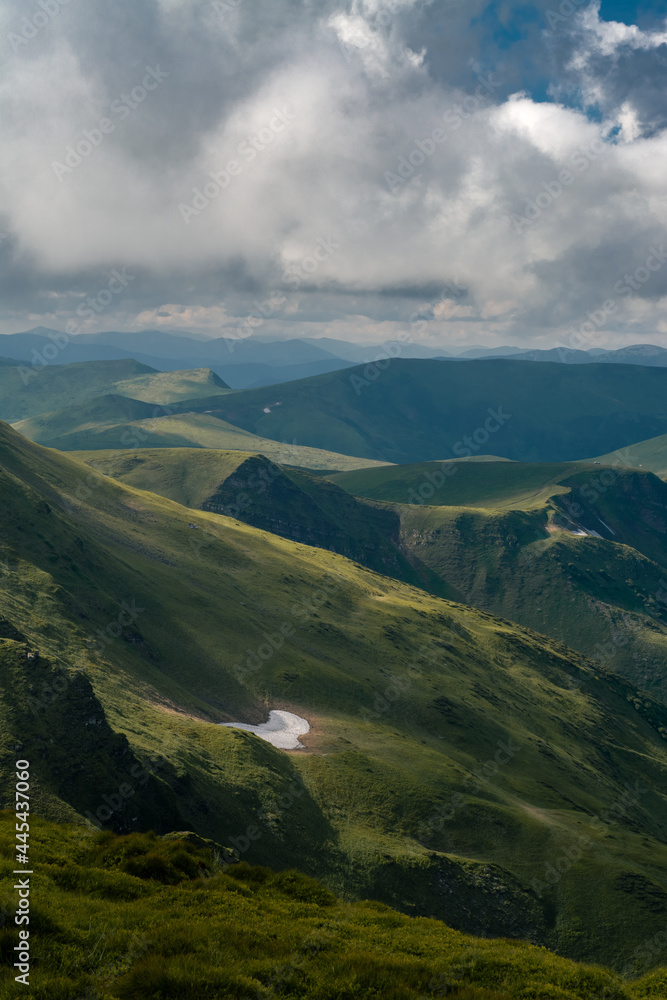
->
[1,0,666,347]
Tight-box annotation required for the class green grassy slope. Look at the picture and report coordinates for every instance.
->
[0,360,154,423]
[13,394,162,446]
[1,814,661,1000]
[3,424,667,969]
[0,359,230,424]
[396,502,667,698]
[78,449,667,697]
[180,358,667,463]
[61,415,391,470]
[114,366,230,402]
[328,461,579,508]
[327,460,667,697]
[15,402,391,471]
[75,448,442,592]
[591,434,667,480]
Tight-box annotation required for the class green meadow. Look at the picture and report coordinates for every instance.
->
[2,422,667,975]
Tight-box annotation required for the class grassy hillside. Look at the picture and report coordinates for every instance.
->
[328,460,667,697]
[592,434,667,480]
[1,813,661,1000]
[113,366,230,403]
[15,398,392,471]
[3,423,667,970]
[0,358,230,424]
[180,358,667,463]
[13,394,162,445]
[76,448,442,594]
[86,450,667,696]
[328,461,579,508]
[55,410,392,470]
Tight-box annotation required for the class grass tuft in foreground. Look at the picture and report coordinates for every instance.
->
[0,812,661,999]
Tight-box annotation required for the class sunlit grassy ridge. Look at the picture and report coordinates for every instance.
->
[3,814,661,1000]
[591,433,667,481]
[74,448,423,587]
[327,461,580,508]
[79,449,667,699]
[16,399,391,470]
[2,423,667,969]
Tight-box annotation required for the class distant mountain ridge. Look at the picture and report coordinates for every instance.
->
[168,357,667,465]
[3,329,667,392]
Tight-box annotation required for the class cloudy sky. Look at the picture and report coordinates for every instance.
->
[1,0,666,349]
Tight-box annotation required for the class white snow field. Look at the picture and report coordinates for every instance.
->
[220,709,310,749]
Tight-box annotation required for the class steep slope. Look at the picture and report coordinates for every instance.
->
[328,460,667,698]
[3,423,667,969]
[0,813,659,999]
[77,448,442,593]
[80,450,667,697]
[179,358,667,464]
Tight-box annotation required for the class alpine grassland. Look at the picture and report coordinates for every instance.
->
[174,358,667,463]
[2,813,662,1000]
[592,434,667,481]
[2,422,667,975]
[78,449,667,700]
[0,359,229,424]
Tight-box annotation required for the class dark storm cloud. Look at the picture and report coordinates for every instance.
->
[0,0,666,347]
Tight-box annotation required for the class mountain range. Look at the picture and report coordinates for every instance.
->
[3,327,667,391]
[2,350,667,993]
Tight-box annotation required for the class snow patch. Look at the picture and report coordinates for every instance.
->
[220,709,310,749]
